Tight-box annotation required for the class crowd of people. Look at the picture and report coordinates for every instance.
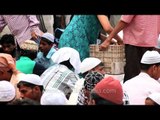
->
[0,15,160,105]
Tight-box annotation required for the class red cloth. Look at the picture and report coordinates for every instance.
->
[94,76,123,104]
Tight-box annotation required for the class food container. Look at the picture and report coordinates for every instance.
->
[90,44,125,74]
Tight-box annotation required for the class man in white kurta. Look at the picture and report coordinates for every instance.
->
[123,50,160,105]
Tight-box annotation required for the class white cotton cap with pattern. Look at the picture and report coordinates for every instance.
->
[40,89,68,105]
[20,40,38,51]
[42,32,55,43]
[0,81,16,102]
[141,50,160,64]
[80,57,101,74]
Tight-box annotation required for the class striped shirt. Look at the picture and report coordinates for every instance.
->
[0,15,42,46]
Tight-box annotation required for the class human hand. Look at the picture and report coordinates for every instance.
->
[99,40,111,51]
[31,31,38,40]
[117,39,124,45]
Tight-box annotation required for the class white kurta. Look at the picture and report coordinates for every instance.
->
[123,72,160,105]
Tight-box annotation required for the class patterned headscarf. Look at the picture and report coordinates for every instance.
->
[20,40,38,51]
[84,71,104,91]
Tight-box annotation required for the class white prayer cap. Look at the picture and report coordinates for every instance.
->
[19,74,42,86]
[80,57,102,74]
[141,50,160,64]
[40,89,68,105]
[51,47,81,74]
[148,93,160,105]
[42,32,55,43]
[0,81,16,102]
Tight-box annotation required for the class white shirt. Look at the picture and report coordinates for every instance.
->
[123,72,160,105]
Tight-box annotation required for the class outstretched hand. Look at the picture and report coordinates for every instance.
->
[99,40,111,51]
[99,37,124,51]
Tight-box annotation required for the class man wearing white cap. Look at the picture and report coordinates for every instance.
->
[77,57,106,105]
[41,47,81,100]
[80,57,106,77]
[123,50,160,105]
[0,53,25,99]
[0,81,16,105]
[100,15,159,83]
[16,40,46,75]
[17,74,43,103]
[35,32,57,69]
